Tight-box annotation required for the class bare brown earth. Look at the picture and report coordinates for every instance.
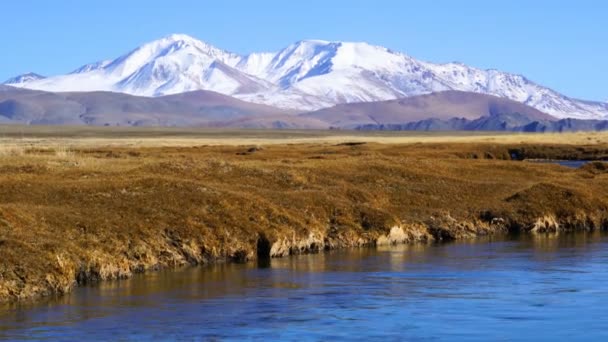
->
[1,129,608,303]
[301,91,554,127]
[0,87,557,128]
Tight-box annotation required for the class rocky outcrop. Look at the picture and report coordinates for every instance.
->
[355,115,608,133]
[269,232,326,257]
[376,225,432,245]
[530,215,561,233]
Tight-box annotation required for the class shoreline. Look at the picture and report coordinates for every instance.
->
[1,137,608,303]
[0,225,598,306]
[5,229,598,310]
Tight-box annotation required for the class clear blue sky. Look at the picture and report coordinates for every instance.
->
[1,0,605,100]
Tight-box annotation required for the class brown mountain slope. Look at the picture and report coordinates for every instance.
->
[0,87,294,126]
[0,87,592,131]
[300,91,556,128]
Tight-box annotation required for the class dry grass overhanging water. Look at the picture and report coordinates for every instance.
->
[1,127,608,302]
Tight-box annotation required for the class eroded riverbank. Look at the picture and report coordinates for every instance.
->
[2,232,608,340]
[1,140,608,302]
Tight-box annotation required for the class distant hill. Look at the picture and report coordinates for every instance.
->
[1,86,608,132]
[300,91,555,129]
[0,86,294,126]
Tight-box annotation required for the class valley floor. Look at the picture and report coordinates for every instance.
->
[1,127,608,302]
[2,125,608,147]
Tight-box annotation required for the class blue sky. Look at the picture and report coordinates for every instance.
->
[1,0,605,100]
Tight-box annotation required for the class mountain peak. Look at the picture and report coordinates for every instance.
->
[70,60,112,74]
[163,33,199,42]
[5,34,607,120]
[154,33,217,50]
[153,33,228,52]
[137,34,216,54]
[3,72,46,85]
[293,39,331,45]
[98,34,241,84]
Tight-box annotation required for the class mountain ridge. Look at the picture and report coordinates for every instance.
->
[4,72,46,85]
[3,85,608,132]
[0,85,298,127]
[5,34,607,120]
[301,91,555,129]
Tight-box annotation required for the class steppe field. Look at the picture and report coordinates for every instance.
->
[1,125,608,302]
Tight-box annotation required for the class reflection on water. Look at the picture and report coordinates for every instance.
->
[529,160,590,168]
[2,232,608,340]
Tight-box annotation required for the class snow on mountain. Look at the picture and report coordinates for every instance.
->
[70,60,112,74]
[4,34,607,119]
[3,72,46,85]
[11,34,270,97]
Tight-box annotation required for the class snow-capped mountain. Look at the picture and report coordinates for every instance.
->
[5,34,608,119]
[3,72,46,85]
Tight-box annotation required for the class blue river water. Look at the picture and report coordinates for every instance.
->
[1,233,608,341]
[529,160,590,168]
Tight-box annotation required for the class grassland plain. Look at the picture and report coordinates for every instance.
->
[1,127,608,303]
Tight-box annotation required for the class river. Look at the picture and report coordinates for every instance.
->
[1,232,607,340]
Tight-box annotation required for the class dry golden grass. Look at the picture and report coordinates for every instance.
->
[1,128,608,302]
[1,125,608,148]
[0,144,26,157]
